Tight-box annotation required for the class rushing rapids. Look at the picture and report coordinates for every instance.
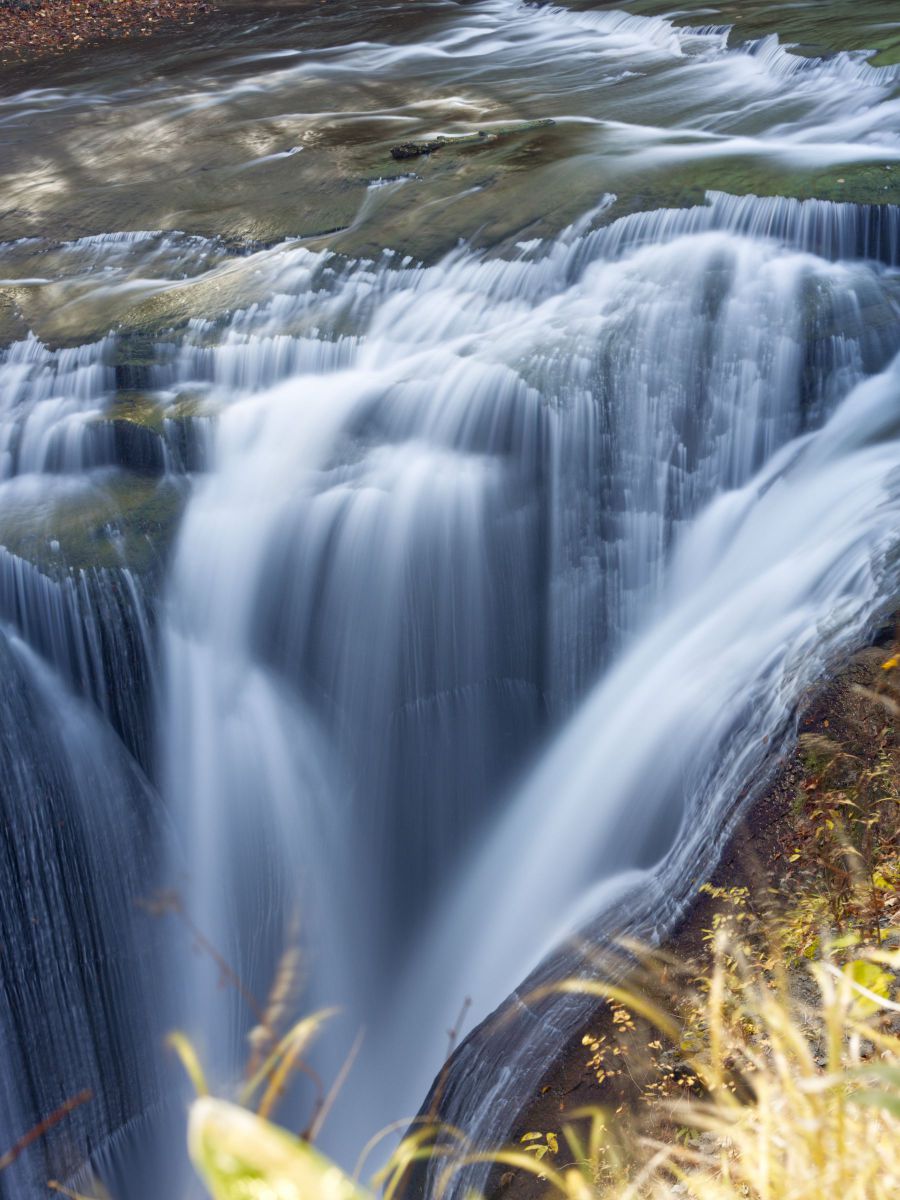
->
[0,1,899,1196]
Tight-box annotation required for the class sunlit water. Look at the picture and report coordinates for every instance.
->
[0,2,899,1196]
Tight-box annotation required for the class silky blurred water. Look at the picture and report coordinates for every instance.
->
[0,2,899,1196]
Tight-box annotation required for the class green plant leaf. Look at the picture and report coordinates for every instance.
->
[189,1097,373,1200]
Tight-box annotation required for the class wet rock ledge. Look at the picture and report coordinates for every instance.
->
[491,625,900,1200]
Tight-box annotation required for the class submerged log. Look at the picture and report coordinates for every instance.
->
[390,117,555,160]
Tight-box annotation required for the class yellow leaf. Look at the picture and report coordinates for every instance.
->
[842,959,893,1017]
[525,1145,549,1160]
[882,656,900,670]
[166,1032,209,1097]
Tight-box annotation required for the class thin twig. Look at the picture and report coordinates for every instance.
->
[138,891,267,1026]
[0,1090,92,1171]
[426,996,473,1123]
[307,1027,365,1143]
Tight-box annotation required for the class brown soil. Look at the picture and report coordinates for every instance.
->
[496,630,899,1200]
[0,0,216,65]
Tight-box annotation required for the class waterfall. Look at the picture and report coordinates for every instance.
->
[0,256,176,1196]
[413,355,900,1197]
[155,188,900,1163]
[0,335,114,477]
[0,630,167,1199]
[1,1,899,1194]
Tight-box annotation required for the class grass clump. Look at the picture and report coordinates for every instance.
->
[168,918,900,1200]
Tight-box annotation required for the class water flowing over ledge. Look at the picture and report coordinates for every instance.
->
[158,188,900,1168]
[0,1,899,1194]
[0,548,155,766]
[415,355,900,1198]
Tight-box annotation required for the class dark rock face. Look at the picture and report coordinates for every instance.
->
[109,419,168,474]
[390,121,555,160]
[391,140,445,161]
[83,415,211,476]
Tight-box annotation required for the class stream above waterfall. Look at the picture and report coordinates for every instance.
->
[0,3,899,1197]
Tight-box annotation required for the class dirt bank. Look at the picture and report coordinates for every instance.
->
[0,0,215,65]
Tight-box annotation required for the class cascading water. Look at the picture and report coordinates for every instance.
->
[411,355,900,1197]
[0,627,167,1197]
[0,1,899,1196]
[157,187,900,1169]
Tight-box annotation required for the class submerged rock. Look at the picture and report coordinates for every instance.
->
[390,119,555,160]
[0,474,188,575]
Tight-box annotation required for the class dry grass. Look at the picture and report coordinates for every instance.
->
[179,920,900,1200]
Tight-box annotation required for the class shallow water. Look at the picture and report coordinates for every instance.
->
[0,2,899,1197]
